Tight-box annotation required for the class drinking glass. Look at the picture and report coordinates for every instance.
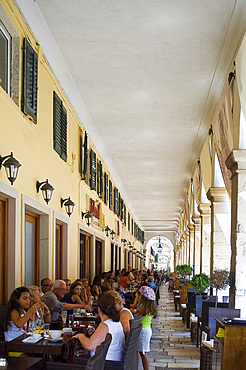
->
[28,321,36,337]
[43,323,50,339]
[61,310,67,325]
[69,314,74,328]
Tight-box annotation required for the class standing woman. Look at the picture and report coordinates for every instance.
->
[4,287,41,341]
[137,286,157,370]
[26,285,51,323]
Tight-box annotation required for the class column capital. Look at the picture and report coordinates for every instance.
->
[207,187,228,203]
[188,223,195,231]
[226,149,246,175]
[198,203,211,215]
[192,215,201,225]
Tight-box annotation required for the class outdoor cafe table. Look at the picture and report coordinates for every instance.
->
[5,356,44,370]
[6,333,65,356]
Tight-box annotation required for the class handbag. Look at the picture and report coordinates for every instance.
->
[62,335,90,360]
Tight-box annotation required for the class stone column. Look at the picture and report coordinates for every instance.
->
[198,204,211,275]
[226,150,246,313]
[188,223,195,269]
[184,229,189,265]
[192,216,201,274]
[207,187,231,277]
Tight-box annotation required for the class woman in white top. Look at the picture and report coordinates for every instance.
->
[74,292,125,361]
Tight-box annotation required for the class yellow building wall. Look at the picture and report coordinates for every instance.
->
[0,0,143,288]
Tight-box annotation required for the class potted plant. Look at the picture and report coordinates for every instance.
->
[210,269,230,307]
[176,264,193,279]
[190,273,210,295]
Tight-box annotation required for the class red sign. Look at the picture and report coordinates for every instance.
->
[90,198,100,219]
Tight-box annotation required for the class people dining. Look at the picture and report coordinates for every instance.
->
[107,290,134,334]
[74,292,125,361]
[63,278,72,294]
[26,285,51,323]
[4,286,42,341]
[118,271,131,289]
[61,281,91,314]
[41,279,90,320]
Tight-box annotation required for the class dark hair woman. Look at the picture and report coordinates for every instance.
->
[61,282,91,314]
[4,286,42,341]
[74,293,125,361]
[91,276,102,298]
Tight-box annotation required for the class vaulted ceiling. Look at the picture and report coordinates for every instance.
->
[14,0,246,240]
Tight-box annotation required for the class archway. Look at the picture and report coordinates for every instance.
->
[145,236,174,271]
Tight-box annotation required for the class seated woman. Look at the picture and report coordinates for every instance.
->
[74,293,125,361]
[107,290,133,335]
[118,271,131,289]
[101,275,114,292]
[4,286,41,341]
[80,278,92,306]
[61,281,91,314]
[91,276,102,299]
[26,285,51,323]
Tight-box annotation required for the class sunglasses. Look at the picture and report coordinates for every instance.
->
[66,283,71,286]
[42,283,53,287]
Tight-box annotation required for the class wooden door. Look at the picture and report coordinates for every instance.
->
[0,195,8,305]
[110,243,114,272]
[118,246,121,271]
[114,244,118,272]
[55,221,63,279]
[25,212,39,285]
[80,232,91,279]
[125,249,128,269]
[95,240,102,277]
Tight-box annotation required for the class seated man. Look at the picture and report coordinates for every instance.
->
[40,277,53,296]
[41,279,90,321]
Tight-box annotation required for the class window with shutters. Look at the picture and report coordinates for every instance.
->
[131,218,133,235]
[128,213,130,231]
[109,180,112,210]
[90,149,97,190]
[124,205,126,225]
[104,173,108,204]
[0,25,11,94]
[114,187,119,215]
[81,131,88,181]
[22,38,38,123]
[97,160,103,198]
[53,91,67,161]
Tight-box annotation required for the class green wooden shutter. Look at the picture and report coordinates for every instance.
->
[81,131,88,180]
[61,104,67,161]
[131,219,133,235]
[128,213,130,231]
[124,205,126,225]
[114,187,119,215]
[97,160,103,198]
[109,180,112,209]
[104,173,108,204]
[22,38,38,123]
[53,91,62,156]
[90,149,97,190]
[53,91,67,162]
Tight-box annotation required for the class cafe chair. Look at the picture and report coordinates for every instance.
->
[72,333,112,368]
[129,317,142,330]
[104,322,142,370]
[46,340,106,370]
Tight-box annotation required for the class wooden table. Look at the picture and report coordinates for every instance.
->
[6,334,65,356]
[6,356,44,370]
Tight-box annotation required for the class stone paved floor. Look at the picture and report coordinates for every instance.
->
[138,283,200,370]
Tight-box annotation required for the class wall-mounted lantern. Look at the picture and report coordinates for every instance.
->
[36,179,54,204]
[61,197,75,217]
[105,225,111,237]
[82,211,93,226]
[0,152,21,185]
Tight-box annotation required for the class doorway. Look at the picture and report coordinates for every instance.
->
[0,195,8,305]
[55,220,63,279]
[79,231,91,280]
[95,239,102,277]
[25,211,40,285]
